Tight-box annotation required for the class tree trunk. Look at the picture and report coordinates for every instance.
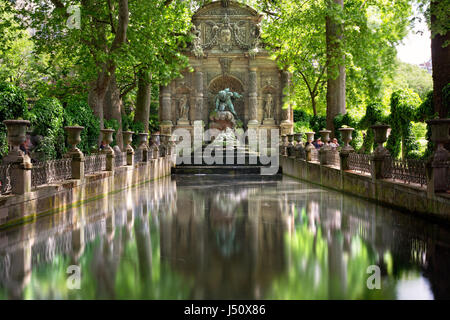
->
[326,0,346,136]
[311,93,318,116]
[104,73,124,150]
[134,69,152,133]
[431,0,450,118]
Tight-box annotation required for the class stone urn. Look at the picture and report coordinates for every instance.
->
[138,133,149,149]
[319,130,331,149]
[122,131,134,152]
[371,124,390,157]
[2,120,32,164]
[294,133,303,146]
[100,129,115,153]
[338,127,355,153]
[305,132,315,148]
[64,126,84,154]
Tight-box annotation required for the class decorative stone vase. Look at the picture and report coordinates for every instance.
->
[138,133,149,149]
[371,124,390,157]
[3,120,31,161]
[65,126,84,153]
[122,131,134,152]
[338,127,354,153]
[294,133,303,146]
[305,132,315,148]
[100,129,115,153]
[319,130,331,149]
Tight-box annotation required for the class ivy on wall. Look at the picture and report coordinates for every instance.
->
[386,89,421,159]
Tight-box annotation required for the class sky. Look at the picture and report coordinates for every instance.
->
[396,8,432,65]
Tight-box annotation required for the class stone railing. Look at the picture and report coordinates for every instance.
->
[0,121,170,196]
[31,158,72,188]
[326,148,341,168]
[0,164,12,195]
[385,157,427,187]
[310,148,319,162]
[85,154,107,174]
[115,151,127,168]
[348,153,372,175]
[281,120,450,195]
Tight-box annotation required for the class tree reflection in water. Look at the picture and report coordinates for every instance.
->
[0,176,449,299]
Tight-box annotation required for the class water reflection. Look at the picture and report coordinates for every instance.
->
[0,175,449,299]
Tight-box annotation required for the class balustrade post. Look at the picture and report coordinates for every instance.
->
[287,134,295,158]
[305,132,315,162]
[2,120,32,194]
[150,133,160,159]
[294,133,305,160]
[64,126,85,180]
[100,129,115,172]
[370,124,391,181]
[426,119,450,195]
[319,130,331,165]
[138,133,149,162]
[338,127,355,171]
[123,131,135,166]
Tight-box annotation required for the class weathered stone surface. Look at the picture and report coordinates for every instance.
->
[160,1,293,134]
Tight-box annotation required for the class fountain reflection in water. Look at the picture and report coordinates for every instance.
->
[0,175,449,300]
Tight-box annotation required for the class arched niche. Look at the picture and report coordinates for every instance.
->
[207,75,245,121]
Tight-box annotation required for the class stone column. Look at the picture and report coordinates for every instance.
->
[160,85,173,135]
[370,124,391,181]
[426,119,450,195]
[64,126,85,180]
[100,129,115,172]
[319,130,332,165]
[305,132,315,162]
[248,67,259,126]
[2,120,32,195]
[338,127,355,171]
[123,131,134,166]
[194,68,204,124]
[280,71,293,135]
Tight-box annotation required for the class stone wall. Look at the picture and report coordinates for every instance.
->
[281,156,450,221]
[0,157,173,229]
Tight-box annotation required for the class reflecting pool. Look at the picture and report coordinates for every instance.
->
[0,175,449,299]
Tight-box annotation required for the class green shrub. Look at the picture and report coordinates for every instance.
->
[28,97,65,160]
[386,89,421,159]
[359,102,387,154]
[0,82,28,158]
[64,100,100,154]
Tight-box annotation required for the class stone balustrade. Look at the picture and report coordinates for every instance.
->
[0,121,174,197]
[279,120,450,198]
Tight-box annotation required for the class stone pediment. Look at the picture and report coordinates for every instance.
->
[190,1,262,57]
[193,1,259,18]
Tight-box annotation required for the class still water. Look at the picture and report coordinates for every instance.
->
[0,175,449,300]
